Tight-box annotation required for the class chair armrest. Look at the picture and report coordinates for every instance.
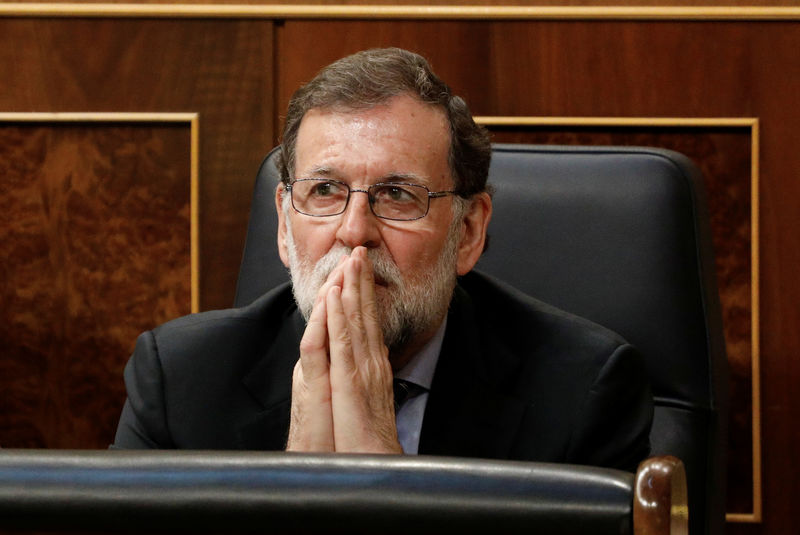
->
[1,449,650,534]
[634,455,689,535]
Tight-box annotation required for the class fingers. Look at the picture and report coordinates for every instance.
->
[354,247,384,356]
[299,254,346,377]
[297,291,330,381]
[287,255,348,453]
[335,246,384,367]
[326,284,355,375]
[326,247,398,453]
[333,250,367,373]
[289,293,334,452]
[286,360,334,452]
[292,246,399,454]
[328,291,398,452]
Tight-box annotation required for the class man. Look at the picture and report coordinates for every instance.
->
[114,48,652,471]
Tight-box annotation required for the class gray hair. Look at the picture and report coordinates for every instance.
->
[277,48,491,198]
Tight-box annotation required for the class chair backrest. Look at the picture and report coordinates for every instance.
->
[235,144,729,535]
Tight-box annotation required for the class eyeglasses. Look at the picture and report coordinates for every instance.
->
[286,178,456,221]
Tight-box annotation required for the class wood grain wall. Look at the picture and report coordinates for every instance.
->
[0,121,192,448]
[1,5,799,535]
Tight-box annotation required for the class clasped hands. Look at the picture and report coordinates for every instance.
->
[286,246,403,454]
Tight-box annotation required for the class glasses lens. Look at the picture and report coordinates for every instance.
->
[370,184,429,221]
[292,179,349,216]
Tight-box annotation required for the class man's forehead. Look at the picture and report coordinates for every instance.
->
[293,97,451,184]
[299,95,448,133]
[305,91,443,117]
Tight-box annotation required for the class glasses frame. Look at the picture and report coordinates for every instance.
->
[286,178,456,222]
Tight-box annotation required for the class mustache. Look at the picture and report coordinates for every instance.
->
[313,245,403,288]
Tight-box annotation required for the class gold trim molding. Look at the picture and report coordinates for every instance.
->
[474,115,762,524]
[0,112,201,314]
[1,3,800,21]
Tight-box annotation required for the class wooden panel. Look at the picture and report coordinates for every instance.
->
[0,17,275,311]
[3,2,800,11]
[0,121,191,448]
[275,20,496,133]
[0,17,275,451]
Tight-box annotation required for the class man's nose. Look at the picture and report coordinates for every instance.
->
[334,190,381,249]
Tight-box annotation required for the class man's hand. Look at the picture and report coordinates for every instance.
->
[285,256,345,452]
[286,247,401,453]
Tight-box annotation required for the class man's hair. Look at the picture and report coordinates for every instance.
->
[277,47,491,197]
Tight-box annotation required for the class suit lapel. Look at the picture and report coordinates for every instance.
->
[236,309,305,449]
[418,284,527,459]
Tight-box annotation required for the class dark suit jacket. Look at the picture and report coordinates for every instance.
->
[113,271,653,472]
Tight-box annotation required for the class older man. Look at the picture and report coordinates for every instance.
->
[114,48,652,471]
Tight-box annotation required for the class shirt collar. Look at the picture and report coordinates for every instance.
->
[393,316,447,390]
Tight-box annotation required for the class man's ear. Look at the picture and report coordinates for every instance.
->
[456,192,492,276]
[275,185,290,268]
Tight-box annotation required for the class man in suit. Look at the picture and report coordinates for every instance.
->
[114,48,652,472]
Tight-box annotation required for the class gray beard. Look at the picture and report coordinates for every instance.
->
[283,201,461,354]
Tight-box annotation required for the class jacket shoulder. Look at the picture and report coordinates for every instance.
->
[149,283,297,356]
[457,270,628,359]
[142,283,298,375]
[452,271,652,470]
[116,283,299,449]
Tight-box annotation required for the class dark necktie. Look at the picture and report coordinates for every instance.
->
[393,378,417,413]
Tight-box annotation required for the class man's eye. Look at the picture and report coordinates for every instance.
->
[377,185,414,202]
[310,182,339,196]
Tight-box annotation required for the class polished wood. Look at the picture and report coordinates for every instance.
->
[0,17,274,311]
[0,121,191,448]
[0,17,275,450]
[2,2,800,16]
[635,456,689,535]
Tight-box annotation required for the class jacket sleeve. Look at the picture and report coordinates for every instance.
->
[111,330,175,449]
[565,343,654,472]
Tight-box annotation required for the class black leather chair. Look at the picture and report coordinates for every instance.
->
[235,144,729,535]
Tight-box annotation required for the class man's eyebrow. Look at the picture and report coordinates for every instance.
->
[379,172,430,185]
[301,166,336,178]
[297,169,432,185]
